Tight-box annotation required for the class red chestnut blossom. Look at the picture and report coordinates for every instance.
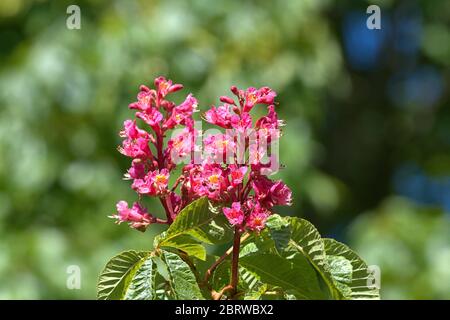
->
[167,127,196,163]
[114,76,199,230]
[163,94,198,129]
[129,86,154,112]
[132,168,170,196]
[154,76,183,98]
[124,159,146,180]
[118,120,152,159]
[270,180,293,206]
[230,112,252,131]
[229,165,247,186]
[245,203,270,232]
[111,201,153,231]
[204,133,236,163]
[242,86,277,112]
[113,76,291,234]
[223,202,245,226]
[204,104,234,129]
[136,108,163,131]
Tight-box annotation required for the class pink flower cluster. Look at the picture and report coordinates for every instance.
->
[111,77,196,229]
[112,76,292,233]
[181,85,291,232]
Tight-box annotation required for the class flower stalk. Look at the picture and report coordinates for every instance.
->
[230,226,242,297]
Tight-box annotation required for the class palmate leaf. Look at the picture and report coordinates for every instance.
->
[157,198,234,260]
[323,238,380,300]
[97,250,150,300]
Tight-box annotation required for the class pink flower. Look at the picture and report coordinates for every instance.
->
[256,105,284,141]
[119,137,151,159]
[251,175,274,206]
[150,168,170,194]
[155,76,183,98]
[251,177,292,207]
[164,94,198,129]
[201,165,227,201]
[120,120,148,140]
[132,169,170,195]
[204,166,223,189]
[124,159,146,180]
[118,121,152,159]
[204,104,234,129]
[229,165,247,186]
[129,86,156,112]
[111,201,152,231]
[136,108,163,131]
[167,127,195,162]
[243,87,277,112]
[270,180,292,206]
[204,133,236,162]
[245,204,270,231]
[223,202,245,226]
[183,166,208,199]
[230,112,252,132]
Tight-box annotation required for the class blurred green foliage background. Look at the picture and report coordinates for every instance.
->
[0,0,449,299]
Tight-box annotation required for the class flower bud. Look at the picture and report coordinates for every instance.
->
[230,85,239,96]
[169,84,184,93]
[220,96,235,105]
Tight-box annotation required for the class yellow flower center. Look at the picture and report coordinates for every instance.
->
[216,139,229,149]
[253,217,262,226]
[248,93,257,104]
[160,82,169,91]
[155,174,167,185]
[208,175,219,184]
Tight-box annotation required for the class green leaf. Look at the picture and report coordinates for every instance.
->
[239,265,267,300]
[266,214,291,253]
[97,250,149,300]
[168,197,233,244]
[162,250,205,300]
[323,238,380,300]
[326,255,353,298]
[159,234,206,261]
[327,255,352,284]
[158,198,233,260]
[239,252,327,299]
[285,217,344,299]
[124,256,157,300]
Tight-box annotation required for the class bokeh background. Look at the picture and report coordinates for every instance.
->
[0,0,449,299]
